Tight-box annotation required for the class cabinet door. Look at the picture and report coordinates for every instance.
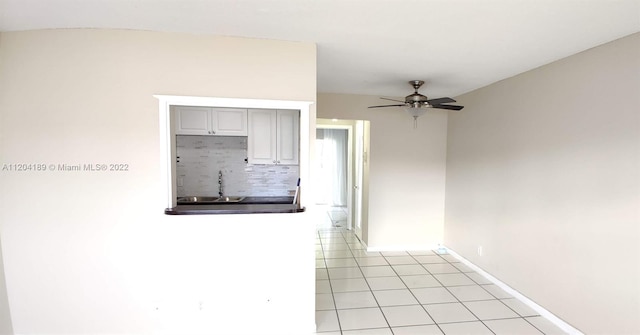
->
[248,109,277,164]
[276,110,299,165]
[213,108,248,136]
[175,106,212,135]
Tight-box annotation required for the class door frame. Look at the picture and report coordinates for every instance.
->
[353,120,365,240]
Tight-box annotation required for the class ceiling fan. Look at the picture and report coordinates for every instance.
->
[369,80,464,128]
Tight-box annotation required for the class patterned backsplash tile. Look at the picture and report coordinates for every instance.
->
[176,135,299,197]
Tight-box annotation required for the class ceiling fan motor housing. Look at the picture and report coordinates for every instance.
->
[406,94,430,104]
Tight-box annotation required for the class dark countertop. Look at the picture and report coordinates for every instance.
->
[166,196,303,215]
[165,204,304,215]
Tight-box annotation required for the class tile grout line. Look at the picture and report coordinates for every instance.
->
[380,250,448,335]
[422,251,554,334]
[318,230,343,334]
[317,228,567,335]
[340,229,397,335]
[400,252,468,334]
[322,236,511,334]
[444,247,580,335]
[413,251,501,334]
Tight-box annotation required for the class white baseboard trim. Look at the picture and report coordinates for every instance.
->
[444,247,583,335]
[359,238,369,251]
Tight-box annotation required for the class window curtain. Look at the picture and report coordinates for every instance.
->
[315,129,348,206]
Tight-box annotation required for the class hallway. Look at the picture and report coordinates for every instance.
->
[315,217,568,334]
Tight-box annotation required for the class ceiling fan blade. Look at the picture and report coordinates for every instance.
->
[427,97,456,104]
[431,104,464,111]
[380,97,406,103]
[368,104,406,108]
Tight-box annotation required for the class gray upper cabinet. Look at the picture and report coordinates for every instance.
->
[247,109,299,165]
[175,106,247,136]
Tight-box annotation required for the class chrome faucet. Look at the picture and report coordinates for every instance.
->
[218,170,223,197]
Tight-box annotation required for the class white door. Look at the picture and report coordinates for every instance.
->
[354,121,365,240]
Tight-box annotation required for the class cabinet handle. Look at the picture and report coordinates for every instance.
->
[273,160,277,163]
[212,130,216,134]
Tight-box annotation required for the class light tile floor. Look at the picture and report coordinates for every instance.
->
[315,211,568,335]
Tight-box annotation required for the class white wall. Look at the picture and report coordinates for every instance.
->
[318,94,448,250]
[445,33,639,334]
[0,238,14,335]
[0,29,317,335]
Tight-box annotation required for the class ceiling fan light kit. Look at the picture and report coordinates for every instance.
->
[405,107,427,128]
[369,80,464,128]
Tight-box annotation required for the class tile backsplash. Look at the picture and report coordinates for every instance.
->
[176,135,299,197]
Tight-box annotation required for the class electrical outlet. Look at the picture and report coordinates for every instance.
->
[477,246,483,256]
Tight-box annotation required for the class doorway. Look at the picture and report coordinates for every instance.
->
[315,119,368,242]
[315,127,349,228]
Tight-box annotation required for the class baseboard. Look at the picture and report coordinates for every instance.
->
[444,247,584,335]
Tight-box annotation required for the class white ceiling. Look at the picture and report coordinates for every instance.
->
[1,0,638,98]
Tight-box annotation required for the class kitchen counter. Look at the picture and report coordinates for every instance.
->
[165,204,304,215]
[165,196,303,215]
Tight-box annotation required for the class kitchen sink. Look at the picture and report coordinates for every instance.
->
[214,196,245,203]
[177,196,245,204]
[177,196,218,203]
